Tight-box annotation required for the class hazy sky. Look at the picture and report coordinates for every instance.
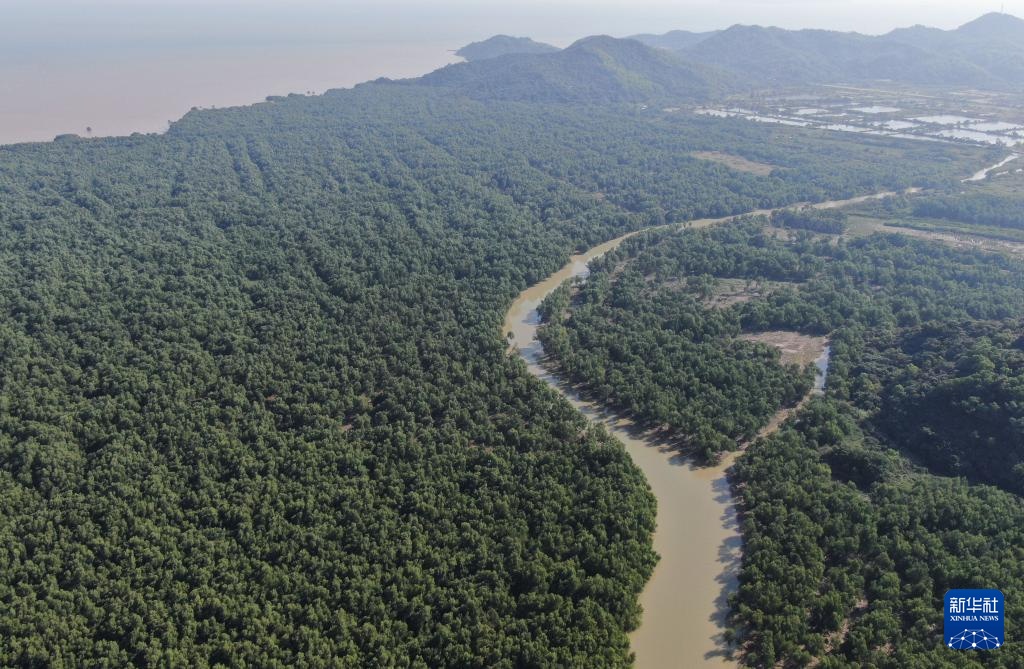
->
[4,0,1023,49]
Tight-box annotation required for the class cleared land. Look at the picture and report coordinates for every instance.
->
[691,151,776,176]
[738,330,828,367]
[704,278,800,308]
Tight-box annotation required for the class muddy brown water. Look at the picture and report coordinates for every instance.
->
[0,42,460,146]
[501,190,902,668]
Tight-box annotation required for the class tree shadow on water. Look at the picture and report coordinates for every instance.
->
[707,474,743,662]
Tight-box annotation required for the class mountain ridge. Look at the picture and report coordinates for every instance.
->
[423,12,1024,106]
[632,12,1024,89]
[455,35,559,62]
[417,35,739,103]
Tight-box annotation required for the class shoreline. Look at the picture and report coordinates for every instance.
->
[0,42,462,147]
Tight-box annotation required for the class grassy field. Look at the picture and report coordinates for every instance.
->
[846,213,1024,255]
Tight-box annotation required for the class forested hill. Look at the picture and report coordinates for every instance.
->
[455,35,559,61]
[414,35,739,103]
[632,11,1024,89]
[626,29,715,52]
[425,12,1024,104]
[0,81,989,666]
[677,25,992,88]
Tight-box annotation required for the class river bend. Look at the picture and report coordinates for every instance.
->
[501,189,909,667]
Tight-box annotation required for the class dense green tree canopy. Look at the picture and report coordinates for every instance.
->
[540,217,1024,458]
[0,82,992,665]
[839,320,1024,495]
[538,212,1024,665]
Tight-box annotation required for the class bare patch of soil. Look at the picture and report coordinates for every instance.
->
[739,330,828,367]
[692,151,776,176]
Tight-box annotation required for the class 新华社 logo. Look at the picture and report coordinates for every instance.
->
[945,589,1004,650]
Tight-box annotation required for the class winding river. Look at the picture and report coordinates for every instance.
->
[501,190,908,667]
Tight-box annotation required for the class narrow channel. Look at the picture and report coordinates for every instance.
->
[502,191,896,667]
[962,153,1020,182]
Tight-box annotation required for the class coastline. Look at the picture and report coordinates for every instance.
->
[0,41,462,147]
